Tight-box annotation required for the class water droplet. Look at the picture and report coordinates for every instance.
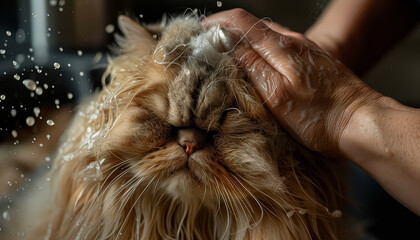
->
[3,211,11,221]
[93,52,102,64]
[35,87,43,95]
[331,210,342,218]
[53,62,60,69]
[0,49,5,54]
[6,31,11,36]
[10,109,17,117]
[67,92,73,99]
[43,83,48,89]
[217,1,222,7]
[14,74,21,80]
[79,71,84,76]
[32,12,37,17]
[77,50,83,56]
[105,24,115,34]
[12,130,17,138]
[59,0,65,6]
[33,107,40,117]
[29,47,33,52]
[139,14,144,18]
[46,119,55,126]
[22,79,37,91]
[15,28,26,44]
[59,47,63,52]
[39,143,43,147]
[46,134,51,140]
[12,60,17,66]
[298,209,307,215]
[49,0,57,6]
[0,94,5,100]
[26,116,35,126]
[45,156,51,162]
[54,99,60,105]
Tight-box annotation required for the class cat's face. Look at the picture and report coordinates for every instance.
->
[49,16,344,240]
[95,17,285,204]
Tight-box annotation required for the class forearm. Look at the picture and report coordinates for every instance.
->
[305,0,418,75]
[340,96,420,215]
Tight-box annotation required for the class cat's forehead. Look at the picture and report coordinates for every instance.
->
[152,18,229,75]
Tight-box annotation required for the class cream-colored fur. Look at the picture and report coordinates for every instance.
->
[29,15,346,239]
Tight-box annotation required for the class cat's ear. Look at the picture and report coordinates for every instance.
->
[115,16,156,55]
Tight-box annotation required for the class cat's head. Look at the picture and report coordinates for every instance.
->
[88,15,287,201]
[51,15,343,239]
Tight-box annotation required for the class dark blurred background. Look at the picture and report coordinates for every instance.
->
[0,0,419,239]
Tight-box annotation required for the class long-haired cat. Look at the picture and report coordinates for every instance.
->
[32,15,346,239]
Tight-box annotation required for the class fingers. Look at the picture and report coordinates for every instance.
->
[206,10,297,70]
[261,19,292,35]
[233,42,288,110]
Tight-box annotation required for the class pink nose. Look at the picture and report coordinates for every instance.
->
[181,142,199,156]
[177,128,206,156]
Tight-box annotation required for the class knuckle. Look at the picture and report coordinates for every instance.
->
[229,8,251,19]
[240,50,265,70]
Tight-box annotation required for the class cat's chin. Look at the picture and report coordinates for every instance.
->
[163,169,208,200]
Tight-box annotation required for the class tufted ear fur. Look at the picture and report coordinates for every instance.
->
[115,16,156,56]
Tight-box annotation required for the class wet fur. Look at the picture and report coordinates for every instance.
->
[35,15,346,239]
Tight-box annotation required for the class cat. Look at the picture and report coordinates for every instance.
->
[30,14,347,239]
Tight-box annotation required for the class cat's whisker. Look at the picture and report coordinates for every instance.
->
[227,175,265,227]
[222,175,259,226]
[213,177,231,240]
[83,162,155,226]
[115,175,157,240]
[232,174,308,235]
[221,175,259,235]
[106,163,161,207]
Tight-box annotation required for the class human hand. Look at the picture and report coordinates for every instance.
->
[204,9,383,156]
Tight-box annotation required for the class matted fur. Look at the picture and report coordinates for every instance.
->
[34,15,347,240]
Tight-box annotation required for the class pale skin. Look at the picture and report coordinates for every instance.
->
[204,1,420,216]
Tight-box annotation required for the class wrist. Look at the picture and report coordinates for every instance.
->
[338,95,402,162]
[305,31,341,59]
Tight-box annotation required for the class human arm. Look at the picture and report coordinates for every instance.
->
[204,9,420,215]
[305,0,419,76]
